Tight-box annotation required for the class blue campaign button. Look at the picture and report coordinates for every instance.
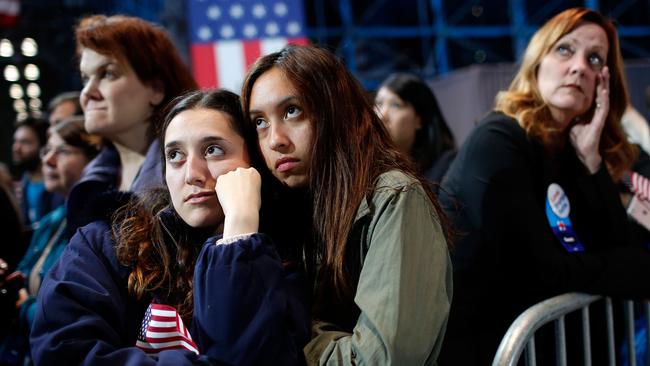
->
[546,183,585,252]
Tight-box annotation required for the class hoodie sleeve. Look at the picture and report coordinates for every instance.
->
[192,233,310,366]
[30,222,221,366]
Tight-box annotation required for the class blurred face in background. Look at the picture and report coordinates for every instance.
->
[375,86,421,154]
[49,100,78,126]
[41,132,91,197]
[12,126,41,170]
[79,48,164,145]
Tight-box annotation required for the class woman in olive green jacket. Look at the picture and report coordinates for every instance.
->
[242,45,453,365]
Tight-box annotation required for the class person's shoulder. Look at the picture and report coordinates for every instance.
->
[461,111,532,157]
[75,220,112,247]
[473,111,525,139]
[375,170,421,191]
[371,170,429,206]
[39,205,65,224]
[70,220,130,276]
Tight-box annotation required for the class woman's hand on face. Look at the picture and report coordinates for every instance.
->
[215,167,261,238]
[569,66,610,174]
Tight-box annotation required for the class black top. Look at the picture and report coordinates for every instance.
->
[425,148,457,185]
[438,112,650,365]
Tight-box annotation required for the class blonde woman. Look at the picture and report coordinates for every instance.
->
[440,7,650,365]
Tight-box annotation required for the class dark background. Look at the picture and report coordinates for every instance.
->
[1,0,649,164]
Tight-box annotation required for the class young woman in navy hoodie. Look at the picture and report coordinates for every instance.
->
[30,89,309,365]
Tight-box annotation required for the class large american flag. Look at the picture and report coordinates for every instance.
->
[187,0,309,92]
[136,302,199,355]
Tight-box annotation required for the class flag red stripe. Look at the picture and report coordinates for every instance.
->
[149,315,177,321]
[144,335,198,345]
[288,37,309,46]
[146,326,180,332]
[191,44,218,89]
[243,40,261,70]
[0,14,17,27]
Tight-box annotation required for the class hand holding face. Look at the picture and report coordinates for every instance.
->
[215,167,261,239]
[569,66,609,174]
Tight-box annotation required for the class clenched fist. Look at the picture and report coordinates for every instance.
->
[216,167,262,239]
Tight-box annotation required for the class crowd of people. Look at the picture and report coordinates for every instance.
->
[0,6,649,366]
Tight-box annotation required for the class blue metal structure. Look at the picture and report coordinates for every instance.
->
[304,0,650,89]
[0,1,649,133]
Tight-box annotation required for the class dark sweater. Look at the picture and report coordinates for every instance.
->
[31,219,309,365]
[439,112,650,365]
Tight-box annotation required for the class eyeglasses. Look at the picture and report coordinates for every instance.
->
[39,145,82,159]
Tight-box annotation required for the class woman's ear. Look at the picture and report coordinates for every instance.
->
[149,80,165,107]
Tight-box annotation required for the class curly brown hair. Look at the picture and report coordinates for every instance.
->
[112,89,255,319]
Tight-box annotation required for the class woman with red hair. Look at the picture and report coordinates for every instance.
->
[66,15,197,236]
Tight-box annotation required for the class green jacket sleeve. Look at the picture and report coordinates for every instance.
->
[304,182,453,365]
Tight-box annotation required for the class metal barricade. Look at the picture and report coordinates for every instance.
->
[492,293,650,366]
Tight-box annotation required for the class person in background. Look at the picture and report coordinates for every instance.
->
[438,8,650,365]
[31,89,308,365]
[621,104,650,155]
[47,91,82,126]
[12,117,63,229]
[242,45,452,365]
[0,162,23,271]
[375,73,456,183]
[67,14,197,237]
[0,116,101,365]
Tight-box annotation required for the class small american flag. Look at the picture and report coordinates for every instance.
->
[135,302,199,355]
[187,0,309,92]
[624,171,650,201]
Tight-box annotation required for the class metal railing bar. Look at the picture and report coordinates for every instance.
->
[645,303,650,366]
[625,300,637,366]
[525,335,536,366]
[605,298,616,366]
[492,293,601,366]
[556,316,567,366]
[582,306,592,366]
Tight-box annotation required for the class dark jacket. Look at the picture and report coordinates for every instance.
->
[30,217,309,365]
[65,140,163,239]
[424,149,457,185]
[438,112,650,365]
[0,186,25,268]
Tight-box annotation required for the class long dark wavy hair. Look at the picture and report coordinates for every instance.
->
[112,89,256,319]
[241,45,453,299]
[378,73,456,172]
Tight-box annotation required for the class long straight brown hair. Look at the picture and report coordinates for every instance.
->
[242,45,452,298]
